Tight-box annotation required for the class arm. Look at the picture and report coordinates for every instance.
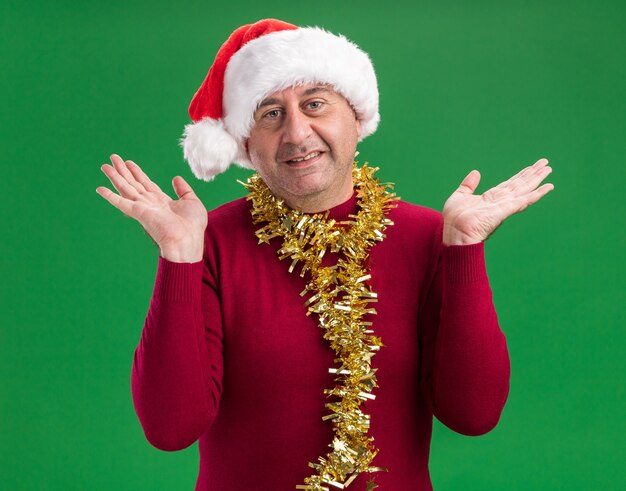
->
[96,154,221,450]
[130,253,224,451]
[418,218,510,436]
[417,157,554,433]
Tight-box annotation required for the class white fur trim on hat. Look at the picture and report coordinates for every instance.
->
[180,118,253,181]
[223,26,379,152]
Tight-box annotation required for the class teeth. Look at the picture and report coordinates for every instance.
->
[290,151,320,162]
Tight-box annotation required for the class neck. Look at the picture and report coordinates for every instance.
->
[283,185,354,213]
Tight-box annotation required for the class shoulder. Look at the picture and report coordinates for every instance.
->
[204,196,256,248]
[379,199,443,262]
[388,199,443,237]
[206,196,251,224]
[370,199,443,275]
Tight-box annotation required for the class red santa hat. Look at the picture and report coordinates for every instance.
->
[180,18,380,181]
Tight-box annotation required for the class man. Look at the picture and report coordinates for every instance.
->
[96,19,554,490]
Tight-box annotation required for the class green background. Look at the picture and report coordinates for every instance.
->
[1,0,624,489]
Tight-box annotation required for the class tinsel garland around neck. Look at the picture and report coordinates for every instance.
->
[241,160,399,491]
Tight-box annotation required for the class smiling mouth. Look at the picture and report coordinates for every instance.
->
[286,151,323,164]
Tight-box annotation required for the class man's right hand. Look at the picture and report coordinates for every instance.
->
[96,154,207,263]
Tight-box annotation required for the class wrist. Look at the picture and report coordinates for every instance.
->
[442,225,483,246]
[160,239,204,263]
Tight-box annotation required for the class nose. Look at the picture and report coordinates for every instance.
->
[282,108,313,145]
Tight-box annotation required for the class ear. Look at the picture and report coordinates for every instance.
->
[244,138,250,158]
[349,104,362,139]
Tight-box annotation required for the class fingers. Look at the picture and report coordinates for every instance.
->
[513,160,552,195]
[501,158,552,195]
[482,157,554,208]
[97,154,165,218]
[110,154,148,194]
[503,158,548,185]
[457,170,481,194]
[100,162,142,200]
[525,182,555,207]
[172,175,198,200]
[126,160,163,193]
[95,185,138,218]
[505,181,555,216]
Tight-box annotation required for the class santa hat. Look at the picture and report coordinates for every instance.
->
[180,18,380,181]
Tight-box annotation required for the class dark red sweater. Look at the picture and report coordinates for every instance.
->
[131,191,511,490]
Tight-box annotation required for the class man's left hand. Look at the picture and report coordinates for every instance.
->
[442,158,554,246]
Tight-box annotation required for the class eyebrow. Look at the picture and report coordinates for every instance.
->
[302,86,333,97]
[257,97,280,109]
[257,86,333,109]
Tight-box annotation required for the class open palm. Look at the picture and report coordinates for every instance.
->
[96,154,207,260]
[442,158,554,245]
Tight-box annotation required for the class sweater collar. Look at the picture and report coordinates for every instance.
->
[325,189,358,221]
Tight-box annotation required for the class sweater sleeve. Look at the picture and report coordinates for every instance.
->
[418,218,511,436]
[130,253,224,451]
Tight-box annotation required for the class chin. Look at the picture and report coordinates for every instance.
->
[289,180,330,199]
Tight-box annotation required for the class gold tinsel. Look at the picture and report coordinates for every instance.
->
[241,159,398,490]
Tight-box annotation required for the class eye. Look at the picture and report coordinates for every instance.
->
[264,109,281,119]
[307,101,323,110]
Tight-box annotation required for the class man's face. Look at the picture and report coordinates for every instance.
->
[245,83,362,212]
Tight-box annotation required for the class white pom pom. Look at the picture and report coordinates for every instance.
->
[179,118,239,181]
